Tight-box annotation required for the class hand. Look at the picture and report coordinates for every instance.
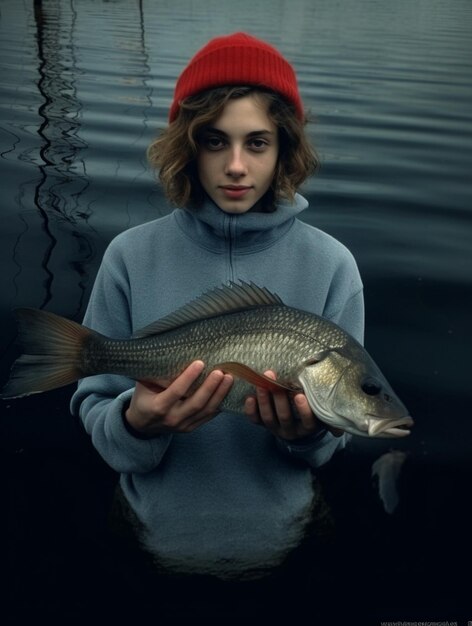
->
[244,370,320,440]
[244,370,342,441]
[124,360,233,437]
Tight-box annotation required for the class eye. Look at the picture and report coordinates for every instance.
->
[361,379,382,396]
[202,136,225,150]
[248,138,269,151]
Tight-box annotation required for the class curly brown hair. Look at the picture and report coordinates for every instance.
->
[147,86,319,210]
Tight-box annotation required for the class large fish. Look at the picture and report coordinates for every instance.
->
[0,282,413,438]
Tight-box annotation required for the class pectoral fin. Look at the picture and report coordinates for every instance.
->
[214,362,299,393]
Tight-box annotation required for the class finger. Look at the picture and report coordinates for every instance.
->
[178,374,233,430]
[197,373,233,416]
[244,395,263,425]
[177,369,228,416]
[293,394,343,437]
[178,410,221,433]
[160,360,206,408]
[255,384,276,423]
[135,380,166,394]
[252,369,276,422]
[260,370,293,428]
[271,390,293,426]
[293,394,318,432]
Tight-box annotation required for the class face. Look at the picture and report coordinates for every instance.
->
[196,94,279,213]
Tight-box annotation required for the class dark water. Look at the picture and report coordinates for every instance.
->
[1,0,471,622]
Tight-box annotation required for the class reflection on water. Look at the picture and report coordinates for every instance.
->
[33,0,90,310]
[0,0,160,323]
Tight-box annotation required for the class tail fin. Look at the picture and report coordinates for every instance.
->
[1,308,94,399]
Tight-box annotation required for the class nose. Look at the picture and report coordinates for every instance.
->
[225,145,248,178]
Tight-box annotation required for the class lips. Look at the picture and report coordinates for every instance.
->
[220,185,252,200]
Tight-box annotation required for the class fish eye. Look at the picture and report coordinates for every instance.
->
[361,379,382,396]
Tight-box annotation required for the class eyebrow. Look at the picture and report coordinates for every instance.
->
[203,127,274,138]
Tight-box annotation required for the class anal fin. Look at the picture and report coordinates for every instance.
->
[214,362,300,393]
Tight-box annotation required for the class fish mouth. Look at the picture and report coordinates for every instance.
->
[367,415,414,438]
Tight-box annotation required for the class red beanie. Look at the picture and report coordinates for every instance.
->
[169,32,304,122]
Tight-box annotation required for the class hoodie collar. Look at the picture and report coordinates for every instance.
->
[174,193,309,253]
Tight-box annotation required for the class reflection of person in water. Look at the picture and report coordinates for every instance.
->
[71,32,364,579]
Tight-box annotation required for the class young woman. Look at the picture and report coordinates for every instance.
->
[71,32,364,580]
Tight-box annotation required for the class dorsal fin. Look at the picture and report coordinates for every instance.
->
[133,281,284,338]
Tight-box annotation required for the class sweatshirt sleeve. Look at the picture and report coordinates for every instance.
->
[70,242,173,474]
[276,429,351,469]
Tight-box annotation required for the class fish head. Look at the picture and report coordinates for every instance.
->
[297,348,413,438]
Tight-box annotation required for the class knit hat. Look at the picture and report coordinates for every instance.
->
[169,32,304,122]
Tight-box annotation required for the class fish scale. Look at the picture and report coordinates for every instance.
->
[87,305,329,406]
[0,282,413,438]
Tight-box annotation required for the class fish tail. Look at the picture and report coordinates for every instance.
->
[1,308,95,399]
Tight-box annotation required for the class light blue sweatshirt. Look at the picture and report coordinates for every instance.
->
[71,193,364,579]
